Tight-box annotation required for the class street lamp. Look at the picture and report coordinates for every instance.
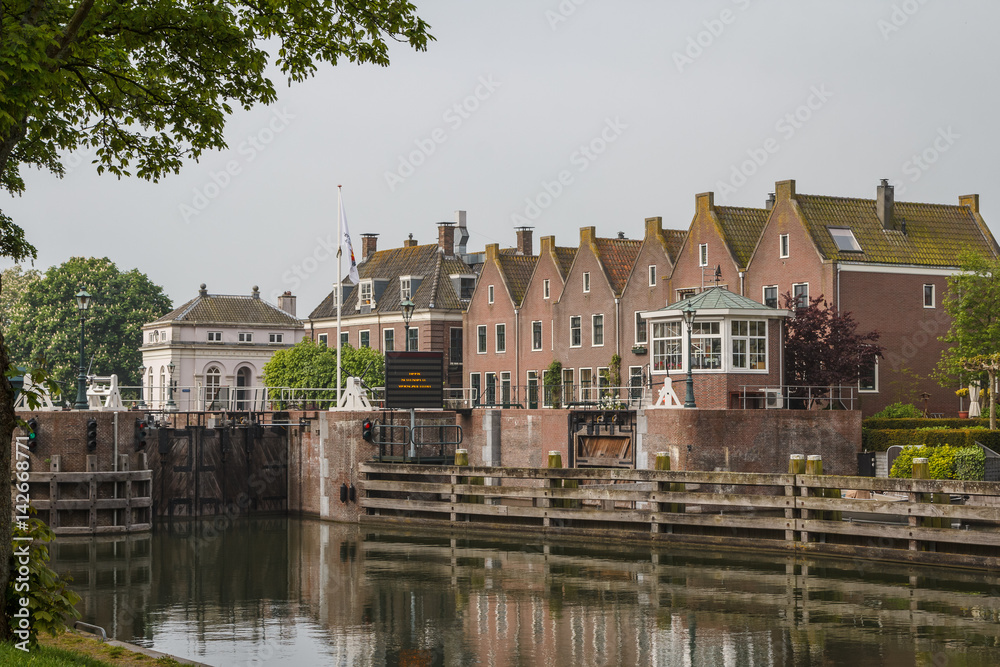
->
[681,301,697,409]
[73,289,92,410]
[137,364,147,409]
[166,361,177,411]
[401,298,415,351]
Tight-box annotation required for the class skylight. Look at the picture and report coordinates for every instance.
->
[828,228,863,252]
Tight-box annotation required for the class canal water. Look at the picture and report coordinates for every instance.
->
[49,517,1000,666]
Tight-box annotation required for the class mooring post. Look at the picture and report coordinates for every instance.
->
[911,457,931,550]
[787,454,804,542]
[453,448,468,521]
[544,450,562,525]
[652,452,671,534]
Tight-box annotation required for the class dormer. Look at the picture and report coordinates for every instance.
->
[399,275,424,301]
[450,273,477,302]
[358,278,391,312]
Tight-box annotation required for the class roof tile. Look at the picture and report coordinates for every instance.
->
[593,238,642,295]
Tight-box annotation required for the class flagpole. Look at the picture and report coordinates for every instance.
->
[336,185,343,408]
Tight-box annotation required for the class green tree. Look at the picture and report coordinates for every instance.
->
[5,257,171,394]
[263,339,384,406]
[0,266,40,330]
[937,252,1000,392]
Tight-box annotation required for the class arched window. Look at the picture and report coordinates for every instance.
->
[205,366,221,403]
[147,367,153,404]
[159,367,166,406]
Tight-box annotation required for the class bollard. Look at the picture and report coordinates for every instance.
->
[788,454,805,475]
[911,457,932,543]
[547,451,564,511]
[455,449,482,505]
[787,455,805,542]
[655,451,684,515]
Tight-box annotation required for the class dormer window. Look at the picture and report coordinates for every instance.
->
[460,277,475,299]
[400,278,411,300]
[238,332,253,343]
[359,280,373,309]
[208,331,222,342]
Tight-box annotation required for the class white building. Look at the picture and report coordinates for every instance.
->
[140,284,304,411]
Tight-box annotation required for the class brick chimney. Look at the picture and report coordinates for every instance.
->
[277,291,296,317]
[540,235,555,256]
[644,217,662,239]
[361,233,378,260]
[877,178,895,230]
[403,233,418,248]
[775,179,796,201]
[696,192,715,213]
[581,226,596,245]
[960,194,980,213]
[438,222,455,255]
[515,226,533,255]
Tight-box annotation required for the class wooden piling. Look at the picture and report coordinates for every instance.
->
[547,451,563,514]
[787,455,804,542]
[911,457,929,549]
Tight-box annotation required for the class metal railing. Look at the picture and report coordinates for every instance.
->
[736,385,858,410]
[457,384,649,410]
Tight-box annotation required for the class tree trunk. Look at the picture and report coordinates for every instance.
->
[0,319,15,642]
[992,370,998,432]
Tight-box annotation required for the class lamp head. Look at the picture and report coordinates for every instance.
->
[75,288,92,311]
[400,298,415,326]
[681,302,696,327]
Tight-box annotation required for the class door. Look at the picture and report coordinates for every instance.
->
[236,367,251,411]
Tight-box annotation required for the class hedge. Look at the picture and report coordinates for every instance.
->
[888,445,985,480]
[862,418,992,430]
[862,428,1000,452]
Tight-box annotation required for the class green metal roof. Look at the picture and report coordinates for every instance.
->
[664,286,777,312]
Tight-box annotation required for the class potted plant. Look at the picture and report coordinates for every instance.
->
[956,387,969,418]
[631,345,647,355]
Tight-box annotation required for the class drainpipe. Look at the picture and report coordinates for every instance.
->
[615,297,621,360]
[514,309,520,400]
[739,271,745,297]
[836,263,841,311]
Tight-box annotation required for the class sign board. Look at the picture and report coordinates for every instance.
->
[384,351,444,409]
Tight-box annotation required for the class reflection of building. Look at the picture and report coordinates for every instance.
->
[140,285,303,410]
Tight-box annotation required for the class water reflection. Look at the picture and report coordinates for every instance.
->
[49,518,1000,666]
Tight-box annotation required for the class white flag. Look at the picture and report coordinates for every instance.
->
[339,188,360,284]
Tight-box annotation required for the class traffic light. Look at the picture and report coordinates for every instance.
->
[134,418,148,451]
[86,418,98,451]
[26,418,38,449]
[361,418,374,442]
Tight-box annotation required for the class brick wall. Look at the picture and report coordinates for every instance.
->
[668,192,743,300]
[13,410,149,473]
[640,408,861,474]
[458,409,571,468]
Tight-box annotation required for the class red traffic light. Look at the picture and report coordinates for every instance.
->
[361,419,374,442]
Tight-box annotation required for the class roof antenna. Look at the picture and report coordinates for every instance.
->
[714,265,722,287]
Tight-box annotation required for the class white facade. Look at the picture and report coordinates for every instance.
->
[140,285,305,411]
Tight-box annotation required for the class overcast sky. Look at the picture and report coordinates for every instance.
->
[4,0,998,313]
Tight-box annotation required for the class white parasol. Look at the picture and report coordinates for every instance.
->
[969,383,982,417]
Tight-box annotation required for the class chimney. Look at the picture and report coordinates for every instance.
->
[696,192,715,213]
[581,226,596,245]
[959,194,980,213]
[775,180,796,201]
[403,233,418,248]
[540,235,555,256]
[198,283,208,297]
[877,178,895,230]
[437,222,455,256]
[455,210,469,255]
[485,243,499,261]
[765,193,776,211]
[252,285,260,299]
[515,226,533,255]
[644,217,662,239]
[361,233,379,260]
[277,291,296,317]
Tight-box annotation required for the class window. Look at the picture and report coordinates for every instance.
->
[629,366,643,401]
[160,367,166,404]
[923,284,935,308]
[597,367,610,396]
[562,368,574,404]
[488,285,495,304]
[450,328,462,363]
[500,371,511,405]
[677,288,696,301]
[691,321,722,370]
[859,359,878,393]
[318,333,328,347]
[732,321,767,370]
[543,279,550,299]
[763,286,778,309]
[829,227,863,253]
[359,281,373,308]
[570,316,582,347]
[792,283,809,309]
[592,314,604,346]
[477,325,487,354]
[470,373,481,405]
[779,234,789,258]
[208,331,222,342]
[340,332,349,348]
[652,321,683,372]
[635,311,647,345]
[148,332,154,343]
[542,369,553,408]
[269,333,283,343]
[400,278,411,300]
[527,370,539,408]
[384,329,394,352]
[205,366,221,403]
[485,372,497,405]
[648,265,657,287]
[460,277,476,300]
[699,244,708,267]
[532,321,542,351]
[583,272,591,293]
[359,330,370,348]
[238,332,253,343]
[407,327,419,351]
[496,324,506,353]
[580,368,593,401]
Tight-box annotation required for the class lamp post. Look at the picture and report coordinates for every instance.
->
[166,361,177,411]
[401,298,415,351]
[137,364,147,409]
[73,289,93,410]
[681,302,697,409]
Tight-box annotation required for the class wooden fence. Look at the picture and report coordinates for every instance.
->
[359,462,1000,570]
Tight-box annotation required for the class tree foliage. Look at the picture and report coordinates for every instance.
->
[0,266,40,331]
[937,251,1000,383]
[782,293,883,388]
[5,257,171,393]
[959,352,1000,430]
[262,339,385,404]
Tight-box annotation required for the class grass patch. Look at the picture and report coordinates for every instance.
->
[0,640,114,666]
[27,630,189,666]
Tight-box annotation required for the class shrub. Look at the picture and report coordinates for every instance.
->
[6,513,81,647]
[889,444,983,480]
[862,428,1000,452]
[871,402,924,419]
[863,418,992,430]
[954,447,987,481]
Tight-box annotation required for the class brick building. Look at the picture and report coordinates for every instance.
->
[308,216,477,387]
